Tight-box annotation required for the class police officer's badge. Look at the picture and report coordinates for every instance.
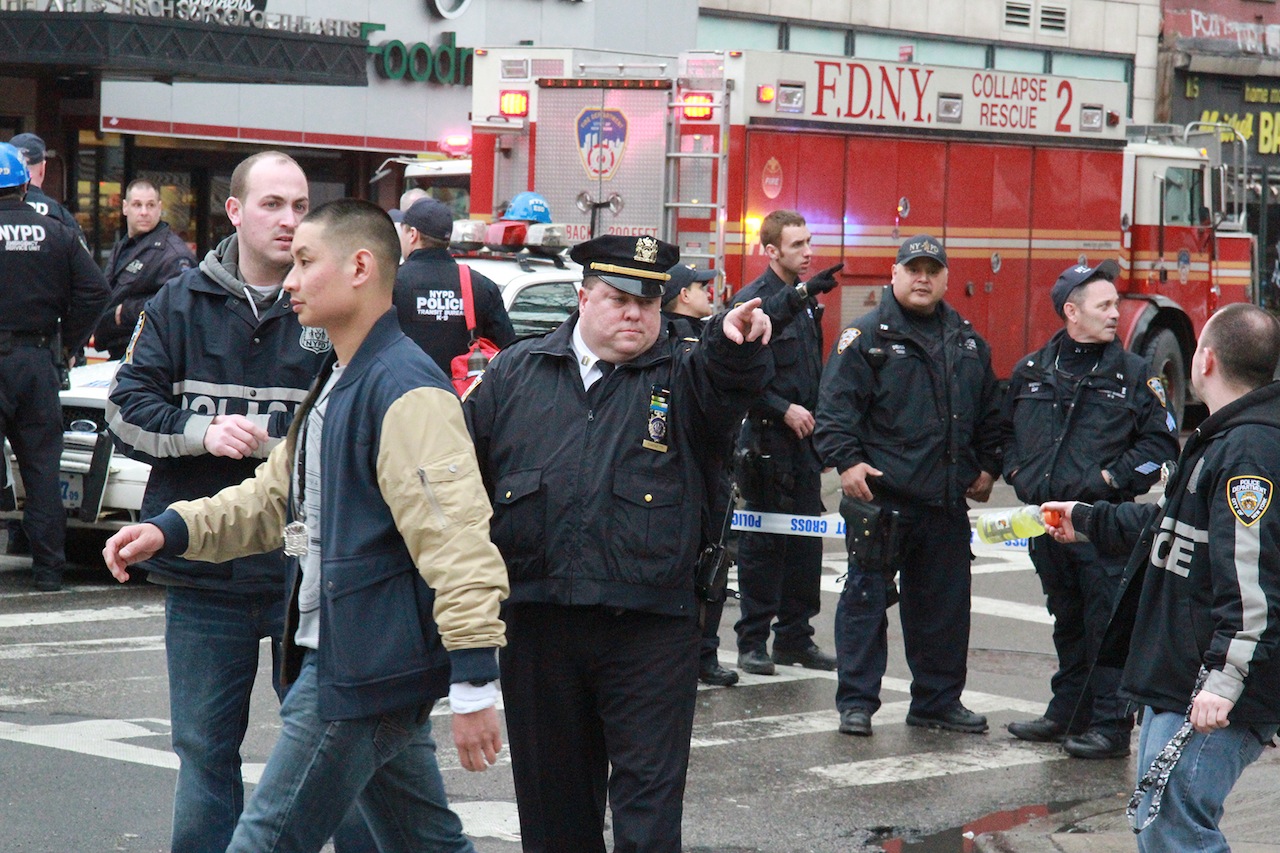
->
[837,327,860,354]
[1146,377,1167,408]
[123,312,146,364]
[1227,475,1273,527]
[125,259,144,274]
[299,326,333,354]
[633,236,659,265]
[644,384,670,452]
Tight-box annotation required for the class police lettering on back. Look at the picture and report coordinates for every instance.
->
[416,289,464,321]
[0,221,46,249]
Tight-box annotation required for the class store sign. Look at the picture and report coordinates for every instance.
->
[366,30,474,86]
[1173,73,1280,162]
[1165,9,1280,57]
[9,0,364,38]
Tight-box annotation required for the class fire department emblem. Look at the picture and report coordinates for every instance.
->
[1146,377,1167,408]
[762,157,783,200]
[1178,249,1191,286]
[576,108,628,181]
[837,327,860,354]
[299,327,333,354]
[634,236,658,264]
[1227,476,1273,527]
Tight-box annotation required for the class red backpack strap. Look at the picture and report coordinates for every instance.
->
[459,263,477,334]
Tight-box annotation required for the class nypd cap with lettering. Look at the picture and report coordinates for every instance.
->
[570,234,679,298]
[8,133,45,165]
[401,198,453,241]
[896,234,947,267]
[662,262,717,306]
[1050,259,1120,318]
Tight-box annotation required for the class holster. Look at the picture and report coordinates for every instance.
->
[838,495,902,575]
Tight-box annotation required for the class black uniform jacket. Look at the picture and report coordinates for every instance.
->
[1002,330,1180,505]
[1087,381,1280,723]
[94,222,195,357]
[0,197,107,347]
[814,286,1002,509]
[393,247,515,375]
[464,311,771,617]
[24,187,87,250]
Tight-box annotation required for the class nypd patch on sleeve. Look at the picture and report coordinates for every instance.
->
[1146,377,1167,408]
[837,327,860,354]
[1227,475,1273,527]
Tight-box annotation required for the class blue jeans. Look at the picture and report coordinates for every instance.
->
[166,586,285,853]
[1135,706,1272,853]
[227,654,473,853]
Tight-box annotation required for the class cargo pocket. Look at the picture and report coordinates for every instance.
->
[324,554,427,687]
[607,468,683,583]
[415,450,488,532]
[490,468,544,579]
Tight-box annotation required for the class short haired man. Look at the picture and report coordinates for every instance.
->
[1002,261,1179,758]
[8,133,87,248]
[465,234,773,851]
[93,179,196,359]
[661,262,716,331]
[0,142,109,590]
[815,234,1002,737]
[105,198,507,853]
[1045,303,1280,852]
[732,210,838,676]
[393,197,514,375]
[399,186,429,212]
[106,151,331,853]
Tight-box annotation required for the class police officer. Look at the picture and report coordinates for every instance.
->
[1002,261,1179,758]
[815,234,1002,736]
[8,133,87,249]
[464,234,772,853]
[93,178,196,359]
[392,197,514,374]
[0,142,109,590]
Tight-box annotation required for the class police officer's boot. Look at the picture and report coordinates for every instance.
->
[32,566,62,592]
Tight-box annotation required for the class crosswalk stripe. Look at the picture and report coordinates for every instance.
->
[0,604,164,629]
[0,635,165,660]
[801,741,1068,789]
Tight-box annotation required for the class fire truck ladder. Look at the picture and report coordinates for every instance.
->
[664,89,730,303]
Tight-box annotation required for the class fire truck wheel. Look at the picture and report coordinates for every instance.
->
[1142,328,1185,431]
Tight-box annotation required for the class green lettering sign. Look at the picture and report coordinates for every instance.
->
[367,31,474,86]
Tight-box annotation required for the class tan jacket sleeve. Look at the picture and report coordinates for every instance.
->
[171,439,292,563]
[376,386,509,651]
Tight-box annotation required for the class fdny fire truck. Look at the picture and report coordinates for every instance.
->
[467,46,1256,425]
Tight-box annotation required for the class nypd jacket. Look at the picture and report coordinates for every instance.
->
[24,187,88,251]
[0,197,108,347]
[1001,330,1180,505]
[393,248,515,375]
[464,312,770,617]
[1082,381,1280,723]
[107,235,330,593]
[94,222,196,358]
[814,287,1002,509]
[148,310,508,720]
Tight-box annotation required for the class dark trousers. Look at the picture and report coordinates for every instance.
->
[1029,536,1132,732]
[734,465,823,654]
[834,504,971,717]
[0,348,64,572]
[501,603,700,853]
[699,598,726,666]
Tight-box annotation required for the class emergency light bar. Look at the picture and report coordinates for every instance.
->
[538,78,672,90]
[450,219,571,256]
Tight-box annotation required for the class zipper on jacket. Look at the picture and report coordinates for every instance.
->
[417,468,449,528]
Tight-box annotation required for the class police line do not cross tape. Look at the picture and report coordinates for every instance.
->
[730,509,1032,551]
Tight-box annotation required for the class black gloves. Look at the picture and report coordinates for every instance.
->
[803,262,844,296]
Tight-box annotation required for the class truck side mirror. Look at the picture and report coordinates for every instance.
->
[1199,205,1212,227]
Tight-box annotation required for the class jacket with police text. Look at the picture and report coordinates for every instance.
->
[464,312,770,616]
[1087,381,1280,723]
[149,310,508,720]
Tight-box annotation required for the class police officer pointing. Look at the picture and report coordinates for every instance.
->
[0,142,109,590]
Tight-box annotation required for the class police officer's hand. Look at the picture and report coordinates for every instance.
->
[965,471,996,502]
[804,262,844,296]
[204,414,269,459]
[1041,501,1078,542]
[1190,688,1235,733]
[783,404,815,439]
[723,297,772,345]
[103,523,165,583]
[452,706,503,772]
[840,462,883,502]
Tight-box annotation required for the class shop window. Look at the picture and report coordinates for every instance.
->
[697,15,781,51]
[787,24,847,56]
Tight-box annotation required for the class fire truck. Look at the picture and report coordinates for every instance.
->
[468,46,1256,424]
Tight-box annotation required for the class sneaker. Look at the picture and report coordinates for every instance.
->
[698,662,740,687]
[1063,729,1131,759]
[839,708,872,736]
[906,702,989,734]
[1007,715,1069,743]
[771,644,837,671]
[737,649,776,675]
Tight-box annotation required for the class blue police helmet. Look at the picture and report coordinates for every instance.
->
[0,143,29,190]
[505,191,552,223]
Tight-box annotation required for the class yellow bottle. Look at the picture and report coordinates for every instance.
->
[976,506,1053,544]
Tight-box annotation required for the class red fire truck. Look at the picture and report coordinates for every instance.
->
[468,47,1256,424]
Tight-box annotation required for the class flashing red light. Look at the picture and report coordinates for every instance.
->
[683,93,714,120]
[485,220,528,252]
[756,84,776,104]
[729,50,743,58]
[439,134,471,156]
[499,90,530,118]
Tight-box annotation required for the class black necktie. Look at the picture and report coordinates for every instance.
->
[589,361,613,402]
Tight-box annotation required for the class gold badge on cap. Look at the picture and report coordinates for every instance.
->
[634,236,658,264]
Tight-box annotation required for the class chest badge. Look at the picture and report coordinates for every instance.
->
[299,326,333,354]
[125,259,144,274]
[1228,475,1273,527]
[643,384,670,453]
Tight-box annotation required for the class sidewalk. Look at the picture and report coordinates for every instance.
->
[973,743,1280,852]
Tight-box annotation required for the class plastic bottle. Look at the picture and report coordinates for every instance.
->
[975,506,1062,544]
[466,346,489,378]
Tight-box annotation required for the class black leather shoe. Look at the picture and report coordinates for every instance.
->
[839,708,872,736]
[32,568,61,592]
[906,703,989,734]
[699,662,740,687]
[772,644,837,671]
[1063,729,1131,759]
[737,649,776,675]
[1007,715,1068,743]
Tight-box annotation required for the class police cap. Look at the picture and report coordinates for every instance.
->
[570,234,678,298]
[1050,259,1120,318]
